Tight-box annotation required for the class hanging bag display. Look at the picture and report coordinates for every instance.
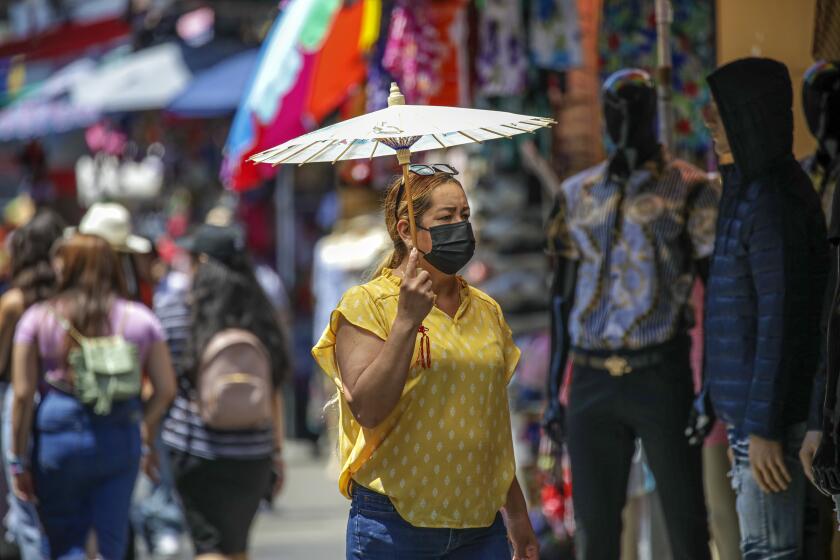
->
[49,305,141,415]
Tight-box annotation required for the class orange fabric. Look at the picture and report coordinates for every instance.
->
[306,1,367,122]
[427,0,469,107]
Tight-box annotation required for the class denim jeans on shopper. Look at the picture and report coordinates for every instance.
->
[130,431,185,555]
[33,390,142,560]
[728,423,807,560]
[833,494,840,529]
[347,484,511,560]
[2,383,45,560]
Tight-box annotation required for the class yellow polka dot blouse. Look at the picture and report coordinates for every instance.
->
[312,269,521,529]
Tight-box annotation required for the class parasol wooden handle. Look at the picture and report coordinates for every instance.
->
[396,149,418,248]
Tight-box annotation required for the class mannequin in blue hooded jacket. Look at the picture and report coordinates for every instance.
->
[704,57,830,559]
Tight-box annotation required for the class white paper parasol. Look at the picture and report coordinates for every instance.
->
[250,83,555,245]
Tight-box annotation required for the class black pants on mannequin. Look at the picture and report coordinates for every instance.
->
[567,338,710,560]
[803,484,834,560]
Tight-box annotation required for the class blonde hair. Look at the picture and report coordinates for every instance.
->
[372,172,463,277]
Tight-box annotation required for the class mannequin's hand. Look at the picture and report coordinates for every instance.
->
[800,430,822,486]
[685,390,716,446]
[542,402,566,445]
[813,431,840,496]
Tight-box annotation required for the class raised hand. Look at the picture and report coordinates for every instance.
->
[397,249,435,329]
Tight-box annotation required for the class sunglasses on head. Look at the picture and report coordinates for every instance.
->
[408,163,458,176]
[393,164,459,222]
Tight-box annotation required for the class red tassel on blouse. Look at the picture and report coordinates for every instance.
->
[416,325,431,369]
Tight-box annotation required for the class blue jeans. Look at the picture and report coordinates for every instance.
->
[2,383,45,560]
[833,494,840,528]
[33,390,142,560]
[728,423,807,560]
[347,485,510,560]
[130,431,184,554]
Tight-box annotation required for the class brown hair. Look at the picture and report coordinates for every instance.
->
[374,172,463,276]
[11,209,65,307]
[52,234,128,338]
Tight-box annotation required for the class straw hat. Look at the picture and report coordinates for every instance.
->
[73,202,152,253]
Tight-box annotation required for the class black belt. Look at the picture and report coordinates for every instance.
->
[570,339,683,377]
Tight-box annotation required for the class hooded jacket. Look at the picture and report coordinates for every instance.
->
[705,58,830,439]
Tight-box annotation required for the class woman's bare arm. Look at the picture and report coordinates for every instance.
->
[11,341,38,459]
[335,316,418,429]
[335,250,434,429]
[0,290,24,379]
[142,341,177,444]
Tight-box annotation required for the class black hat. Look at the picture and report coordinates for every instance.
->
[177,224,245,263]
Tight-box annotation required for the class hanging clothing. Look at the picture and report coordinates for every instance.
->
[529,0,583,71]
[476,0,527,96]
[598,0,715,159]
[382,0,467,106]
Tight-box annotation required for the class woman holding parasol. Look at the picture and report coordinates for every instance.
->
[254,82,550,559]
[313,165,539,559]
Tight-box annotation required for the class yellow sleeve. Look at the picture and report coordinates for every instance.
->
[311,285,389,389]
[494,301,521,384]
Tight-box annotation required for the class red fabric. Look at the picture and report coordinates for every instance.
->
[0,18,130,62]
[229,54,313,191]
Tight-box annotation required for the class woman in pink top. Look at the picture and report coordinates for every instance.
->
[9,234,176,560]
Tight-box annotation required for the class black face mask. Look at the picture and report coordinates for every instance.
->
[418,221,475,275]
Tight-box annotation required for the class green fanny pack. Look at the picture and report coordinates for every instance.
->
[49,305,141,415]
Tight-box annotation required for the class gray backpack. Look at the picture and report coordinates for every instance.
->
[197,329,273,430]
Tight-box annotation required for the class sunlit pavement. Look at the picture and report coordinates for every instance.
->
[138,439,347,560]
[250,440,348,559]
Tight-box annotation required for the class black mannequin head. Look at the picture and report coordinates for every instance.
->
[602,68,659,178]
[803,60,840,164]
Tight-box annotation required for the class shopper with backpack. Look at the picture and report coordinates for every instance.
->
[160,224,288,560]
[8,233,176,560]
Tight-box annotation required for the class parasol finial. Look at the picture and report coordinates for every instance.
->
[387,82,405,107]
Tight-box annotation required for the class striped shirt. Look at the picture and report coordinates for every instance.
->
[802,155,840,224]
[158,271,275,460]
[552,158,720,350]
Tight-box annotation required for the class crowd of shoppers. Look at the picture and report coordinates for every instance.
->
[0,205,289,560]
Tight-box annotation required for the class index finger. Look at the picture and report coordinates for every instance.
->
[752,464,773,493]
[764,461,788,492]
[406,249,418,278]
[773,455,793,484]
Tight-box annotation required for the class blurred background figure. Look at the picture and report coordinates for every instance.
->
[160,224,288,560]
[0,210,64,560]
[9,234,176,559]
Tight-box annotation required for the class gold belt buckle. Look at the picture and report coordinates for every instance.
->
[604,355,632,377]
